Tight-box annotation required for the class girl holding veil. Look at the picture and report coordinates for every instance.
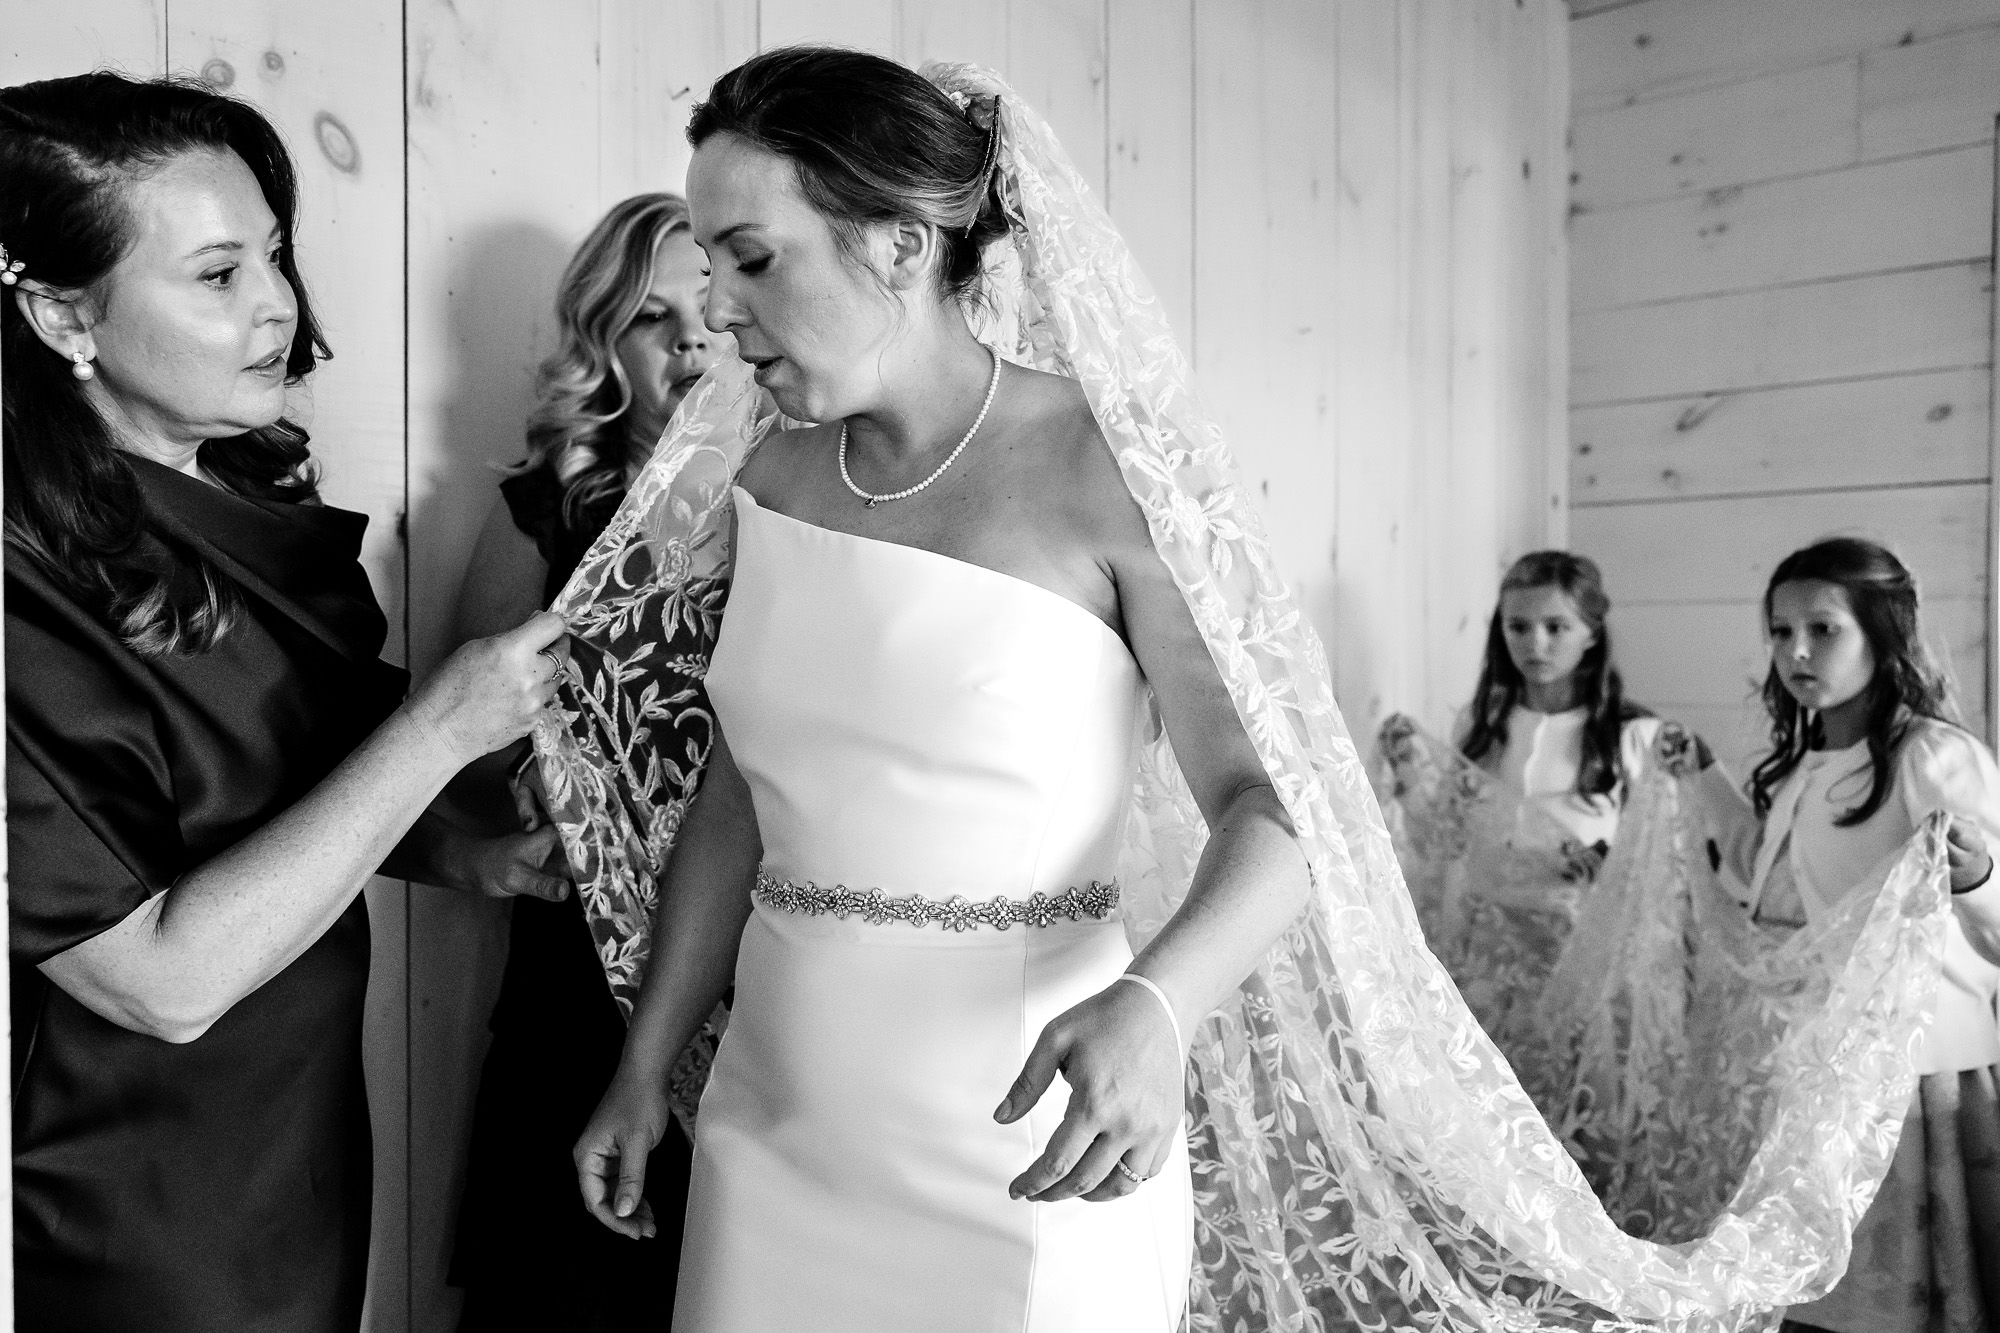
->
[554,46,1956,1333]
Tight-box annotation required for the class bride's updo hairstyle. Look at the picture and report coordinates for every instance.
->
[687,46,1011,303]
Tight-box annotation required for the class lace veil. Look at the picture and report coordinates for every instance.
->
[1374,715,1952,1253]
[1372,713,1612,1070]
[533,63,1950,1331]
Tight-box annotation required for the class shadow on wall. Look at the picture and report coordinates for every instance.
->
[413,217,574,668]
[402,216,573,1333]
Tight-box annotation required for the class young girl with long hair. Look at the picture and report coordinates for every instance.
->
[1459,550,1658,857]
[1703,537,2000,1333]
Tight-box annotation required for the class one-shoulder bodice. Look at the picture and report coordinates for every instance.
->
[706,487,1142,900]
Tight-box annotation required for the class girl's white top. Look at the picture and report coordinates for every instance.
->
[1482,705,1661,849]
[1710,718,2000,1073]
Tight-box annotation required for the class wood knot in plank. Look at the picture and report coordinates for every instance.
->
[314,112,361,175]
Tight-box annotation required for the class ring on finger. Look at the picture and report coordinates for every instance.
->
[1112,1159,1144,1186]
[538,647,565,682]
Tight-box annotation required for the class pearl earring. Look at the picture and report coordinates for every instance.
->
[70,349,94,381]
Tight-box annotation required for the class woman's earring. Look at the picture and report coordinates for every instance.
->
[70,349,94,381]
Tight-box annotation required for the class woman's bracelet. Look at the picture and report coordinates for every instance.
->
[1952,859,1993,896]
[1113,973,1184,1055]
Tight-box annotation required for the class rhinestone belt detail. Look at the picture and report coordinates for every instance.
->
[754,870,1119,931]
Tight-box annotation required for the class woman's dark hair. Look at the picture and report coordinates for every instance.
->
[520,193,693,529]
[1749,537,1955,824]
[688,46,1010,303]
[1461,550,1646,801]
[0,71,327,655]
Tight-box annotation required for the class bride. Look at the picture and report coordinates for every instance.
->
[556,45,1950,1333]
[568,45,1290,1330]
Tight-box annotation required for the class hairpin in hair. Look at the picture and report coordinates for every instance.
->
[974,96,1003,182]
[0,242,22,286]
[958,95,1004,241]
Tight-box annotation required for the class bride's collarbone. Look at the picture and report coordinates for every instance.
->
[741,408,1122,625]
[767,431,1023,545]
[769,476,1119,632]
[811,479,1063,570]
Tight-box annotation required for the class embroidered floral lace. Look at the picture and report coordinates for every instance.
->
[1536,748,1949,1253]
[533,63,1952,1331]
[1376,716,1949,1256]
[1373,715,1614,1086]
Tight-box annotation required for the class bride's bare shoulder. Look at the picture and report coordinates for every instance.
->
[1008,367,1149,544]
[1009,367,1105,466]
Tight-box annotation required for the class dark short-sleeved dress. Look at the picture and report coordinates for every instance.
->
[8,458,407,1333]
[450,463,695,1332]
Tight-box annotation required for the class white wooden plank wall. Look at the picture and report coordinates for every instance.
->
[1567,0,2000,771]
[5,3,1569,1326]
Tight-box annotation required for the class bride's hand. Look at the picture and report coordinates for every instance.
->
[994,978,1184,1204]
[574,1067,671,1238]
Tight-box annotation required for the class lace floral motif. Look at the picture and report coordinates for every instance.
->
[1535,747,1950,1250]
[533,63,1953,1332]
[1376,716,1950,1252]
[1373,714,1605,1067]
[753,871,1119,930]
[531,388,749,1135]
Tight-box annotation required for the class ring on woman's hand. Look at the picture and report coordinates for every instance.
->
[1112,1160,1144,1185]
[538,647,565,682]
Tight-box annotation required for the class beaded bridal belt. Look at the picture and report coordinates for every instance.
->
[754,870,1120,931]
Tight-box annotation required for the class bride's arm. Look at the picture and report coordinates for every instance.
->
[998,436,1312,1205]
[574,727,761,1237]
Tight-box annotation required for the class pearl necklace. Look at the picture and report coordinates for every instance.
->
[838,346,1001,509]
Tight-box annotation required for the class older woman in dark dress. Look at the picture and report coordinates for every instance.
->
[2,73,567,1332]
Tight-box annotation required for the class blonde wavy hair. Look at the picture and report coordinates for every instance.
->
[519,192,692,527]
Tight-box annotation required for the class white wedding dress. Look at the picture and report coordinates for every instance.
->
[675,487,1193,1332]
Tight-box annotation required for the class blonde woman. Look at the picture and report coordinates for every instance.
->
[451,193,718,1331]
[459,193,718,625]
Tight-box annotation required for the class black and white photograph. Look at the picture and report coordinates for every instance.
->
[2,3,1995,1330]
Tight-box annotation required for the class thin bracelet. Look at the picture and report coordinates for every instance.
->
[1113,973,1184,1054]
[1953,861,1994,896]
